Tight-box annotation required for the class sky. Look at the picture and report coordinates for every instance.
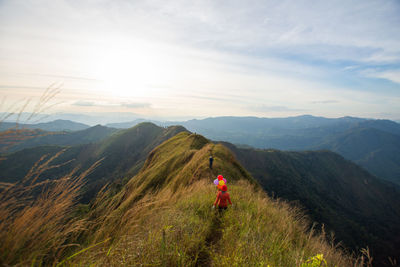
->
[1,0,400,122]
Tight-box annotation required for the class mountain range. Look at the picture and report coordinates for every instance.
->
[223,142,400,264]
[3,115,400,185]
[0,119,90,132]
[0,123,186,202]
[101,115,400,185]
[1,122,399,265]
[1,125,365,266]
[0,125,117,153]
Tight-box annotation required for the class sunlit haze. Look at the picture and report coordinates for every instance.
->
[1,0,400,122]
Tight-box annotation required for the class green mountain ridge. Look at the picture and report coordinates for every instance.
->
[61,131,356,266]
[160,116,400,185]
[0,119,90,132]
[316,127,400,184]
[1,122,399,266]
[110,115,400,186]
[224,143,400,265]
[7,116,400,184]
[0,123,186,201]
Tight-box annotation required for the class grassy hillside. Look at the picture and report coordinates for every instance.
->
[75,181,355,266]
[0,132,362,266]
[63,132,356,266]
[0,123,186,201]
[317,127,400,185]
[226,143,400,265]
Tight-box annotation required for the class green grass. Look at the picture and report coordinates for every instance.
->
[211,181,352,266]
[69,180,355,266]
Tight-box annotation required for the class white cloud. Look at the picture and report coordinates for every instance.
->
[248,105,307,113]
[310,100,340,105]
[72,100,97,107]
[72,100,151,109]
[2,0,399,63]
[0,0,399,120]
[372,70,400,84]
[120,102,151,109]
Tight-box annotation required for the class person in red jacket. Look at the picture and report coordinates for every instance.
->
[213,184,232,211]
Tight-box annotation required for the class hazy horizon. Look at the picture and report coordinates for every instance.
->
[3,111,400,127]
[1,0,399,120]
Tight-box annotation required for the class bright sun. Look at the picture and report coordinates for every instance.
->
[88,39,180,98]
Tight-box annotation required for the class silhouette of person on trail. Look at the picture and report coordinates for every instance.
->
[209,155,214,169]
[213,184,232,212]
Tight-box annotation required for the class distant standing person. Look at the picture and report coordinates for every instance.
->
[209,155,214,169]
[213,185,232,211]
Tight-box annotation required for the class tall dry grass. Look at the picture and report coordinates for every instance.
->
[67,178,371,267]
[0,84,61,152]
[67,179,214,266]
[0,85,106,265]
[210,180,357,266]
[0,148,102,266]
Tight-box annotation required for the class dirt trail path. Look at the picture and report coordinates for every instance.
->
[194,211,224,267]
[194,143,223,266]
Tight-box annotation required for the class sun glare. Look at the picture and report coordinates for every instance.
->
[88,39,179,98]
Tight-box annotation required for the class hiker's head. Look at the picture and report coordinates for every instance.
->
[221,185,227,192]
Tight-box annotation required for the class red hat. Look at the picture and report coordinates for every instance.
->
[221,185,227,192]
